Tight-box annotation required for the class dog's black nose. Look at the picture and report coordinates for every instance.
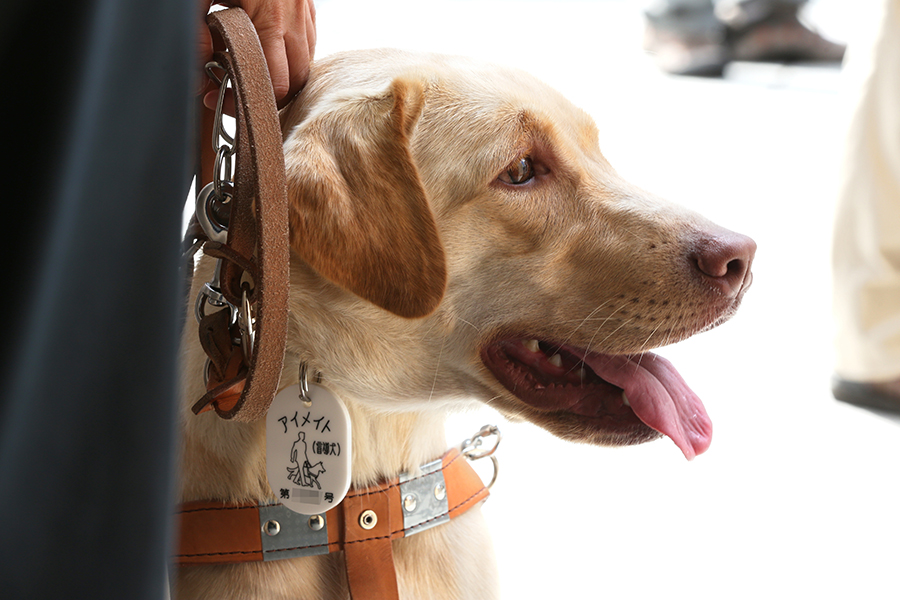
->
[691,231,756,298]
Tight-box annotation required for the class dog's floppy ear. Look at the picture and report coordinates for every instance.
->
[283,77,446,318]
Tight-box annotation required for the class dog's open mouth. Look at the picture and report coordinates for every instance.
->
[480,339,712,460]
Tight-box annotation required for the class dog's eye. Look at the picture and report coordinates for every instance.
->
[499,157,535,185]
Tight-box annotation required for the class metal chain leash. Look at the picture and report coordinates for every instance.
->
[194,61,256,380]
[196,61,234,247]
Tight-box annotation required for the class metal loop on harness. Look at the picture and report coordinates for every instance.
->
[461,425,501,489]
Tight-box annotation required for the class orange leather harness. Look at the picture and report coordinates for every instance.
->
[175,448,490,599]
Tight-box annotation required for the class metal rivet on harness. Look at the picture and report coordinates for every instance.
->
[358,509,378,530]
[434,483,446,501]
[403,494,417,513]
[307,515,325,531]
[263,520,281,536]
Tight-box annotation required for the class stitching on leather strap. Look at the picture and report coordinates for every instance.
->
[174,549,259,559]
[263,541,332,556]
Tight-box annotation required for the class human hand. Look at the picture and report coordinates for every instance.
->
[197,0,317,110]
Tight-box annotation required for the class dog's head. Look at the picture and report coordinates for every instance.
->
[280,50,755,459]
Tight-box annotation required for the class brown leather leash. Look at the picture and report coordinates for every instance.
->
[175,448,492,600]
[180,9,496,600]
[185,7,289,422]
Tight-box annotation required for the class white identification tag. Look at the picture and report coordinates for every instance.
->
[266,383,352,515]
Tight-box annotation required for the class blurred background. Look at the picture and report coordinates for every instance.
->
[313,1,899,598]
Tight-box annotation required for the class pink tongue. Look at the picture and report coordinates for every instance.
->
[577,351,712,460]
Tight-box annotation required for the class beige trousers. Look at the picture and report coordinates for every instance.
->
[832,0,900,381]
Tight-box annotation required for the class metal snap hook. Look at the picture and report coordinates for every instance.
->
[195,182,231,244]
[461,425,502,460]
[194,259,236,324]
[238,287,255,361]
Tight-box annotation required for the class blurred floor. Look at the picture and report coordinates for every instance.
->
[314,1,899,598]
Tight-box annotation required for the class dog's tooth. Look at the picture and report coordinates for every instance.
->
[622,392,631,407]
[578,367,587,381]
[523,339,540,353]
[548,354,562,368]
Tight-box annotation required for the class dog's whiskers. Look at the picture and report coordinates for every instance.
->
[559,299,614,350]
[427,336,448,404]
[457,317,481,332]
[633,322,664,369]
[577,301,631,372]
[591,315,635,353]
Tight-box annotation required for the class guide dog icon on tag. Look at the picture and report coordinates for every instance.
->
[266,383,352,514]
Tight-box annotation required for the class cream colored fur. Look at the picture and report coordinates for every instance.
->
[176,49,751,599]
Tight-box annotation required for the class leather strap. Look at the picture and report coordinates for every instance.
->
[175,449,490,598]
[343,488,400,600]
[188,8,289,422]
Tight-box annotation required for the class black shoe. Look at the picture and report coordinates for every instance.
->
[643,22,729,77]
[727,13,846,63]
[832,377,900,415]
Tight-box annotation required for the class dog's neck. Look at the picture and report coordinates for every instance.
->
[342,399,450,487]
[181,256,461,503]
[179,394,450,504]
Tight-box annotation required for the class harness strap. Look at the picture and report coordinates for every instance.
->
[174,449,490,599]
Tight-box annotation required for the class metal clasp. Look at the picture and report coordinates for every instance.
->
[195,260,234,321]
[195,181,231,244]
[461,425,501,489]
[238,286,255,361]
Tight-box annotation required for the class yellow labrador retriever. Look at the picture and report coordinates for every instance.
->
[176,49,755,599]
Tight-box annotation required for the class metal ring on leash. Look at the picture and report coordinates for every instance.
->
[213,146,235,200]
[204,61,235,147]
